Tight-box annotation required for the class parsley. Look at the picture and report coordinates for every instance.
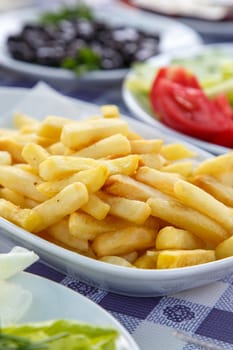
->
[61,47,101,75]
[40,2,93,25]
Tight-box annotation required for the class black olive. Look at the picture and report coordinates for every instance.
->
[75,19,95,41]
[36,46,64,66]
[8,41,36,62]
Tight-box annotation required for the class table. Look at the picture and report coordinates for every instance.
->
[1,7,233,350]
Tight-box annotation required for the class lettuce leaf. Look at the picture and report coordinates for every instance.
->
[1,319,119,350]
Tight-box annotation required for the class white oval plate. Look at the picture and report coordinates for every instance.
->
[0,86,233,297]
[123,43,233,155]
[122,0,233,38]
[0,3,202,84]
[9,271,139,350]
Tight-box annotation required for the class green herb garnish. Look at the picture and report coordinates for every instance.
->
[0,331,68,349]
[61,47,101,75]
[40,2,93,25]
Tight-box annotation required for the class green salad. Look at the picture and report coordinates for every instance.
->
[0,319,119,350]
[126,49,233,107]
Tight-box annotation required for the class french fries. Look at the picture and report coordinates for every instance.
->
[1,106,233,270]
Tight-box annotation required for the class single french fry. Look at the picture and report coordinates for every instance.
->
[135,166,182,196]
[193,175,233,207]
[127,130,143,140]
[37,165,109,197]
[81,193,110,220]
[19,124,39,134]
[39,155,99,181]
[103,154,140,176]
[157,249,215,269]
[0,198,41,232]
[105,174,169,201]
[139,154,166,169]
[23,197,40,209]
[47,142,67,155]
[134,252,158,269]
[69,134,131,159]
[0,188,25,207]
[37,115,72,140]
[194,153,233,176]
[92,226,156,257]
[148,196,229,246]
[69,213,130,240]
[130,139,163,154]
[100,105,120,118]
[14,163,38,175]
[156,226,205,250]
[0,165,47,202]
[31,182,88,232]
[100,256,133,267]
[98,191,151,225]
[120,251,138,263]
[161,143,196,161]
[61,118,129,150]
[161,161,193,177]
[46,217,89,252]
[174,180,233,231]
[13,112,39,129]
[0,151,12,165]
[215,236,233,259]
[22,143,50,169]
[0,137,24,163]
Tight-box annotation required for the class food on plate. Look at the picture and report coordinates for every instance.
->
[126,48,233,146]
[0,247,39,326]
[0,319,119,349]
[123,0,233,21]
[1,108,233,269]
[7,2,160,74]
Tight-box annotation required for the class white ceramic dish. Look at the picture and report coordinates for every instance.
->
[9,271,139,350]
[123,43,233,155]
[0,3,202,84]
[123,0,233,38]
[0,86,233,297]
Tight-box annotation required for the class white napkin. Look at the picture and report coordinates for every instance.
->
[12,82,100,121]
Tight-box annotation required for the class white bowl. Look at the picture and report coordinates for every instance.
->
[0,86,232,297]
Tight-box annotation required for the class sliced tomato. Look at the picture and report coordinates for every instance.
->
[209,124,233,147]
[150,66,233,146]
[165,66,201,89]
[153,79,230,139]
[212,94,233,121]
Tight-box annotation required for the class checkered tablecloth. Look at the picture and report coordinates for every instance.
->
[25,260,233,350]
[1,13,233,349]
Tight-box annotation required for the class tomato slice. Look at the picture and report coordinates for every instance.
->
[212,94,233,121]
[153,79,230,139]
[150,66,233,145]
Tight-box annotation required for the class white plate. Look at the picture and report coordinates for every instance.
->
[123,0,233,38]
[123,43,233,155]
[9,271,139,350]
[0,3,202,84]
[0,86,233,298]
